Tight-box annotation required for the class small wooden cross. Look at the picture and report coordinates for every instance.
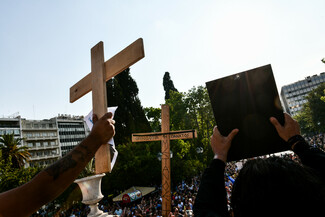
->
[70,38,145,174]
[132,104,197,217]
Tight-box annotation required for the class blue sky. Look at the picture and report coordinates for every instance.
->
[0,0,324,119]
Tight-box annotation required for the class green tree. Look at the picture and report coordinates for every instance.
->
[163,72,178,100]
[294,106,315,134]
[164,85,216,182]
[102,68,158,194]
[106,68,151,144]
[321,88,325,103]
[295,83,325,134]
[0,156,41,193]
[0,134,31,169]
[144,107,161,132]
[102,141,161,194]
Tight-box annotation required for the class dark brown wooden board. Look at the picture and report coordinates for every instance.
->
[206,64,288,161]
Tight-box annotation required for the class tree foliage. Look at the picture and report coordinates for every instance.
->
[166,86,216,167]
[144,107,161,132]
[103,141,161,195]
[163,72,178,100]
[0,156,41,193]
[106,68,151,144]
[295,83,325,134]
[0,134,31,168]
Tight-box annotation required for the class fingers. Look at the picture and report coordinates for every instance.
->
[213,126,238,141]
[101,112,113,120]
[213,126,221,137]
[92,114,99,124]
[93,112,114,125]
[228,129,239,141]
[284,113,294,124]
[270,116,281,129]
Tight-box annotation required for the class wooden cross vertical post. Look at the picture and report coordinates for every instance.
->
[161,104,171,217]
[70,38,145,174]
[132,105,197,217]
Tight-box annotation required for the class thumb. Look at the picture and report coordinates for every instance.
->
[101,112,113,120]
[270,117,281,130]
[213,126,221,137]
[228,129,239,141]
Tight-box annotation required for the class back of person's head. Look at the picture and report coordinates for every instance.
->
[231,157,325,217]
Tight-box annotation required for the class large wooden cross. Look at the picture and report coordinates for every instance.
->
[132,104,197,217]
[70,38,145,174]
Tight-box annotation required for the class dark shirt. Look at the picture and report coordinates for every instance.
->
[193,139,325,217]
[193,159,228,217]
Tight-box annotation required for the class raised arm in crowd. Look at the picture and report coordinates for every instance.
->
[193,113,325,217]
[0,113,115,217]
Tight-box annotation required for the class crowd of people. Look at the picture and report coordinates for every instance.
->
[305,133,325,150]
[31,133,324,217]
[31,176,200,217]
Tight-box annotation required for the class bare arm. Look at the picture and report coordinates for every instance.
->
[0,113,115,217]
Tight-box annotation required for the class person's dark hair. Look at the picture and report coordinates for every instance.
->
[231,157,325,217]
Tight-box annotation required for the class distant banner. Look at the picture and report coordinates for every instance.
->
[122,190,142,203]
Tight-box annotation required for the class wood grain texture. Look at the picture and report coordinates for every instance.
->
[161,105,171,217]
[90,41,111,174]
[105,38,144,80]
[132,130,197,142]
[70,38,144,103]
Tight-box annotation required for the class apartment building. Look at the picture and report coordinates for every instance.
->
[21,118,61,168]
[56,115,89,157]
[0,114,89,167]
[0,116,22,139]
[281,72,325,116]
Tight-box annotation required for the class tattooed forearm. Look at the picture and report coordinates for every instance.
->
[45,155,77,180]
[45,149,87,180]
[79,143,91,155]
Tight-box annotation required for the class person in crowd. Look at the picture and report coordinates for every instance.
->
[168,207,182,217]
[0,113,116,217]
[193,113,325,217]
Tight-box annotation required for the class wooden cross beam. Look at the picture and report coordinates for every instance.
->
[70,38,144,174]
[132,104,197,217]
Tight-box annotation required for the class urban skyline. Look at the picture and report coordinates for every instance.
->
[1,1,325,120]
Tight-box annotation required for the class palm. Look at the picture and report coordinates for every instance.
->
[0,134,31,168]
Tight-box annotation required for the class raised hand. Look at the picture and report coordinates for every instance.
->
[90,112,115,144]
[210,127,239,162]
[270,113,300,142]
